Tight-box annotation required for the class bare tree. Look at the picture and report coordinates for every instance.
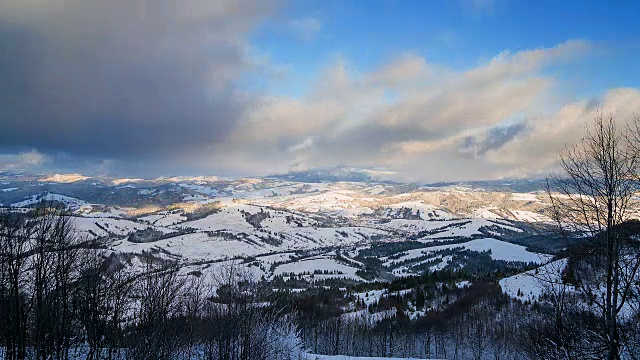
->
[0,204,85,360]
[0,210,37,360]
[545,112,640,360]
[30,208,80,360]
[130,256,187,360]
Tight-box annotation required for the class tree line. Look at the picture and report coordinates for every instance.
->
[0,207,302,360]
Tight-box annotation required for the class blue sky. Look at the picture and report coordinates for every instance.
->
[254,0,640,99]
[1,0,639,181]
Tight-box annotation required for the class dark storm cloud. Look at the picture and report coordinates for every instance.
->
[0,0,274,159]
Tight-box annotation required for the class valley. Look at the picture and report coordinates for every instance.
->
[0,173,556,285]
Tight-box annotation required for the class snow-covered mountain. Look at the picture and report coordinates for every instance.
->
[0,174,558,281]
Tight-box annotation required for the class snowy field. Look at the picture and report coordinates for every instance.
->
[274,256,362,281]
[499,259,569,302]
[383,238,550,266]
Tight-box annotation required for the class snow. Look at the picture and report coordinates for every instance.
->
[77,206,129,218]
[461,238,549,262]
[510,210,551,223]
[376,219,453,233]
[273,191,357,212]
[511,192,540,202]
[388,201,454,220]
[341,308,397,323]
[499,259,569,302]
[0,177,562,288]
[336,207,375,218]
[273,256,362,281]
[384,238,550,266]
[11,193,88,210]
[114,232,265,262]
[116,185,136,189]
[111,178,145,185]
[73,217,173,238]
[473,207,502,219]
[173,201,386,253]
[180,203,257,232]
[160,176,220,183]
[139,212,187,226]
[430,219,495,239]
[255,252,297,265]
[426,219,522,239]
[366,185,386,195]
[178,183,220,196]
[38,173,90,183]
[354,289,387,306]
[183,194,208,201]
[429,255,452,271]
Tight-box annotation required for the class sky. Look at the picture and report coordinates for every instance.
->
[1,0,639,182]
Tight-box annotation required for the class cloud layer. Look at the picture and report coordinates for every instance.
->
[1,2,639,182]
[0,0,274,158]
[202,40,640,181]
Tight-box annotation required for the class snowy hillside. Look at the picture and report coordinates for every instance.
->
[0,175,558,280]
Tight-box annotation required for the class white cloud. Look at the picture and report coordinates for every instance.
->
[13,37,619,183]
[0,10,631,186]
[184,40,639,182]
[18,149,47,166]
[289,137,315,153]
[0,149,48,172]
[487,88,640,172]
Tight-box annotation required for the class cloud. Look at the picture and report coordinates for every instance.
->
[221,43,634,181]
[0,149,48,172]
[0,0,276,160]
[288,16,321,42]
[18,149,47,166]
[486,88,640,172]
[460,123,528,156]
[0,9,632,185]
[191,41,599,182]
[289,137,315,153]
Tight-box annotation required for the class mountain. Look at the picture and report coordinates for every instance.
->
[0,173,559,282]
